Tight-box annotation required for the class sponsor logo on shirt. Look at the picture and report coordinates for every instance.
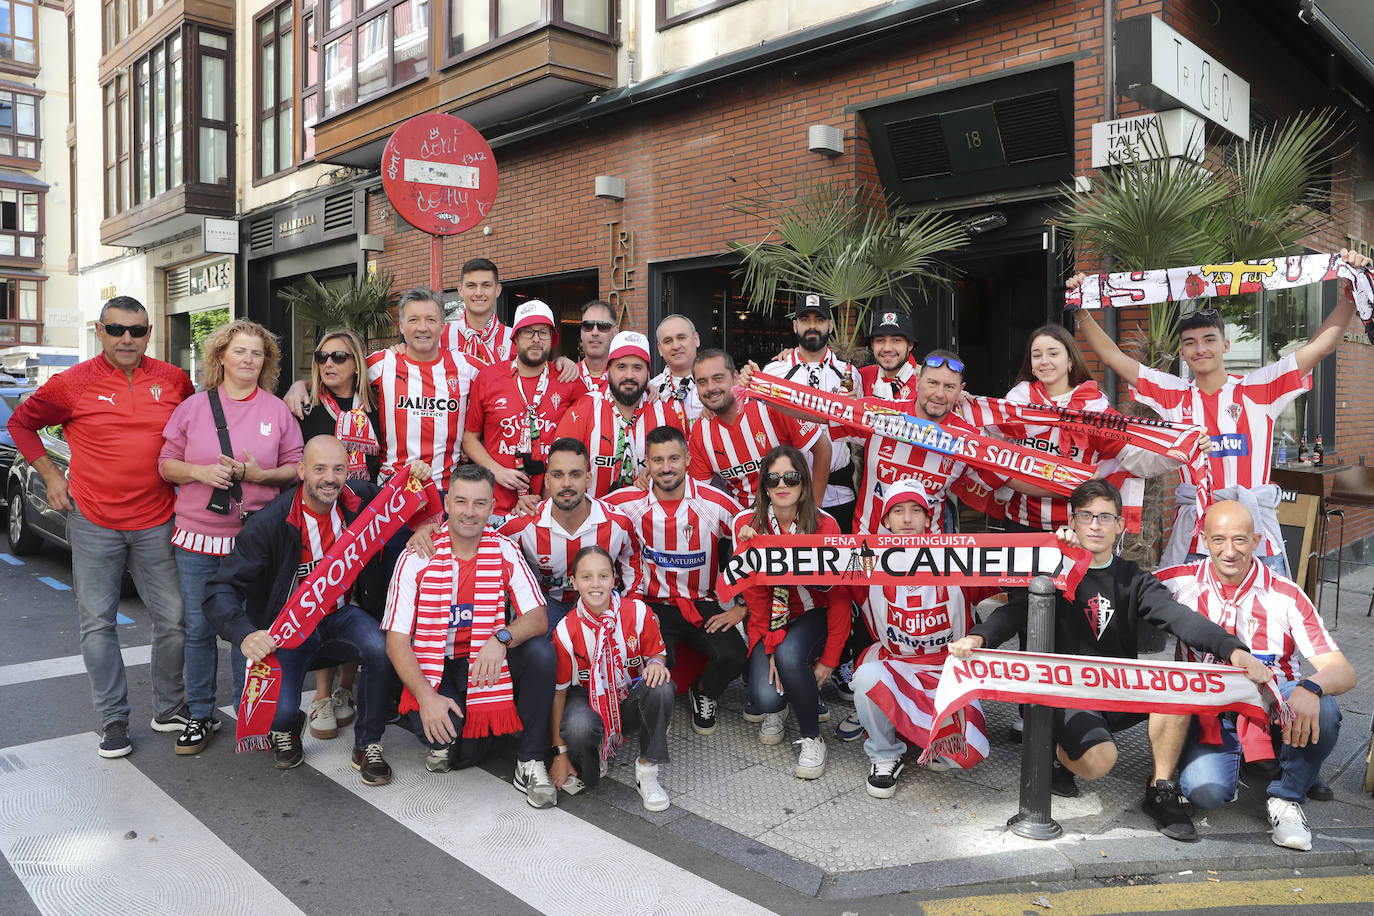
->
[260,422,273,436]
[1209,432,1250,457]
[641,546,707,569]
[396,394,461,414]
[719,458,763,479]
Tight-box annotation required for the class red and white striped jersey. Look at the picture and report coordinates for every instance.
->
[553,393,687,498]
[858,360,918,401]
[442,312,514,363]
[856,582,972,661]
[367,348,483,487]
[763,349,860,509]
[688,398,823,506]
[606,478,741,601]
[577,360,610,396]
[845,413,977,535]
[1156,558,1337,682]
[648,368,703,425]
[497,497,641,602]
[553,598,667,689]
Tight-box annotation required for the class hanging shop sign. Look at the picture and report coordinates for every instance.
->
[1117,14,1250,139]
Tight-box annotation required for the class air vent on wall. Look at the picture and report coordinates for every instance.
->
[887,115,951,181]
[324,192,353,233]
[166,266,190,299]
[249,218,273,252]
[993,91,1067,164]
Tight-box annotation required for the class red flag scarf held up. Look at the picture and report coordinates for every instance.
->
[717,533,1091,605]
[921,648,1292,766]
[740,373,1094,498]
[1065,252,1374,344]
[237,474,441,752]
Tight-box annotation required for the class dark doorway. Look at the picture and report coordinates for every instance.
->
[266,268,354,394]
[650,256,796,372]
[474,269,598,362]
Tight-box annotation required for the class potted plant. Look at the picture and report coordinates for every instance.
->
[277,270,398,349]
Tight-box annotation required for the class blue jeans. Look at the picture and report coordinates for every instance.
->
[850,658,908,763]
[1179,681,1342,808]
[746,607,829,739]
[174,547,226,720]
[68,506,185,726]
[543,594,574,635]
[271,605,390,749]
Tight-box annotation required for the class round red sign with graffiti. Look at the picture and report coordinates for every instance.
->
[381,112,499,236]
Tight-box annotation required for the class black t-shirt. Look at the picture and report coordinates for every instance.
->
[298,394,383,481]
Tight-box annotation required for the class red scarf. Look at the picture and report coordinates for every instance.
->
[320,390,379,481]
[398,529,522,738]
[572,594,631,761]
[237,474,437,751]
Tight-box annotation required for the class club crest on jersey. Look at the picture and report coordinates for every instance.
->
[754,431,767,450]
[551,393,562,410]
[682,524,693,539]
[448,378,459,393]
[626,634,638,653]
[148,383,162,402]
[1226,404,1243,421]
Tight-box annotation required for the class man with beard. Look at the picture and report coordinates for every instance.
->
[859,310,919,401]
[464,301,583,517]
[607,426,745,735]
[555,331,686,497]
[690,349,830,509]
[574,300,619,395]
[649,314,704,425]
[498,437,641,630]
[762,294,862,532]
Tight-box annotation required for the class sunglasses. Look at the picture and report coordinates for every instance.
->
[100,322,149,339]
[763,470,803,489]
[314,350,353,365]
[582,320,615,333]
[924,355,964,373]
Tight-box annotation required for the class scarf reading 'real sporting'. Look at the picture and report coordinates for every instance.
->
[1065,252,1374,344]
[237,474,439,752]
[921,648,1293,765]
[741,374,1094,498]
[717,533,1091,604]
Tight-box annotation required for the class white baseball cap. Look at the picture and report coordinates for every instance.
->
[881,480,932,517]
[511,300,559,346]
[608,330,651,364]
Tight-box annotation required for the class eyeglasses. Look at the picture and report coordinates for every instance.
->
[581,320,615,333]
[518,327,553,340]
[314,350,353,365]
[924,355,964,373]
[100,322,149,339]
[763,470,803,489]
[1072,510,1122,527]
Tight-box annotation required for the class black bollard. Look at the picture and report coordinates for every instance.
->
[1008,574,1063,840]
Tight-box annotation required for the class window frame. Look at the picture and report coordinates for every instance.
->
[319,0,433,121]
[0,274,42,346]
[300,0,321,163]
[0,181,43,263]
[655,0,742,31]
[439,0,616,70]
[0,0,38,75]
[129,30,184,206]
[0,83,40,167]
[255,1,297,183]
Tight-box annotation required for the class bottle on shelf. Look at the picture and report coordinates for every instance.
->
[1277,440,1289,466]
[1297,437,1308,463]
[1314,436,1325,467]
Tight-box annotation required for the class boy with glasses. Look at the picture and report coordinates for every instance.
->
[951,479,1270,843]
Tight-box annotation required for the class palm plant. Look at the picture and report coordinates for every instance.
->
[727,180,969,358]
[277,271,397,347]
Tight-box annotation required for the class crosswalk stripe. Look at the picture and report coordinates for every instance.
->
[0,645,151,688]
[0,734,306,916]
[36,577,70,591]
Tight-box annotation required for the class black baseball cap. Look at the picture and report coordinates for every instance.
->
[793,293,833,320]
[867,308,915,342]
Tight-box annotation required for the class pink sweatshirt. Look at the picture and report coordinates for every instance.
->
[159,387,304,542]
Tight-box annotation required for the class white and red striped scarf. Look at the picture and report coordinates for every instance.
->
[320,390,379,481]
[399,529,522,738]
[1066,253,1374,341]
[922,648,1292,766]
[570,594,630,761]
[858,643,989,768]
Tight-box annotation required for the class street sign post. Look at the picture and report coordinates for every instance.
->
[381,112,499,293]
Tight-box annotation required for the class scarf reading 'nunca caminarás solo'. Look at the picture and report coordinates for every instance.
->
[237,474,439,752]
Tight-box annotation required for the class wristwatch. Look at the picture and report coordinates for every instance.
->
[553,744,569,756]
[494,627,513,646]
[1297,678,1323,698]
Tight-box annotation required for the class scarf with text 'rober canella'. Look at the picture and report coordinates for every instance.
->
[236,474,441,752]
[716,533,1092,604]
[740,373,1094,499]
[1065,252,1374,344]
[920,648,1292,765]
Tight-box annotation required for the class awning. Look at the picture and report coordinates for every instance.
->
[1300,1,1374,91]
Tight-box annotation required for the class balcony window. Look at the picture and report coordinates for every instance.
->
[444,0,613,62]
[0,87,38,164]
[0,276,40,344]
[322,0,430,117]
[103,0,170,54]
[657,0,743,30]
[0,1,36,71]
[301,2,321,161]
[0,186,39,259]
[257,2,295,179]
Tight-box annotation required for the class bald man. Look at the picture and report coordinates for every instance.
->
[1156,500,1356,851]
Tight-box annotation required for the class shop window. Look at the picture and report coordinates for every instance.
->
[0,86,38,164]
[0,186,41,261]
[322,0,430,117]
[0,1,36,72]
[256,2,295,180]
[656,0,743,30]
[445,0,613,62]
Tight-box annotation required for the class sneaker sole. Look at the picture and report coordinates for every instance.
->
[149,719,188,734]
[174,741,208,756]
[639,793,670,812]
[691,721,717,736]
[309,724,339,739]
[865,781,897,799]
[525,791,557,809]
[817,709,831,723]
[742,711,765,723]
[334,712,356,726]
[836,728,865,742]
[273,757,304,770]
[1271,834,1312,851]
[98,745,132,759]
[795,764,826,779]
[759,730,784,746]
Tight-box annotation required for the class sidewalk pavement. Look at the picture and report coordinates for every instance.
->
[591,565,1374,898]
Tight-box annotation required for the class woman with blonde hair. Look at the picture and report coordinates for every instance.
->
[159,318,304,756]
[297,327,383,738]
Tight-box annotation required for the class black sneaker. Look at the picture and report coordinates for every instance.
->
[150,703,191,733]
[270,730,304,770]
[866,760,904,799]
[98,721,132,759]
[688,686,718,735]
[351,743,392,786]
[1051,760,1079,798]
[174,718,218,756]
[1308,779,1335,802]
[1143,779,1198,842]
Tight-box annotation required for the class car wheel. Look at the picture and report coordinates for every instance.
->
[7,487,43,555]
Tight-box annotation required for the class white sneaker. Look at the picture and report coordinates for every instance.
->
[1267,796,1312,851]
[307,697,337,739]
[561,774,587,796]
[514,759,557,809]
[925,755,958,772]
[635,759,670,811]
[795,736,827,779]
[331,687,356,726]
[759,712,785,746]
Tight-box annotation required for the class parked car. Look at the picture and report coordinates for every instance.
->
[7,424,73,554]
[0,376,39,488]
